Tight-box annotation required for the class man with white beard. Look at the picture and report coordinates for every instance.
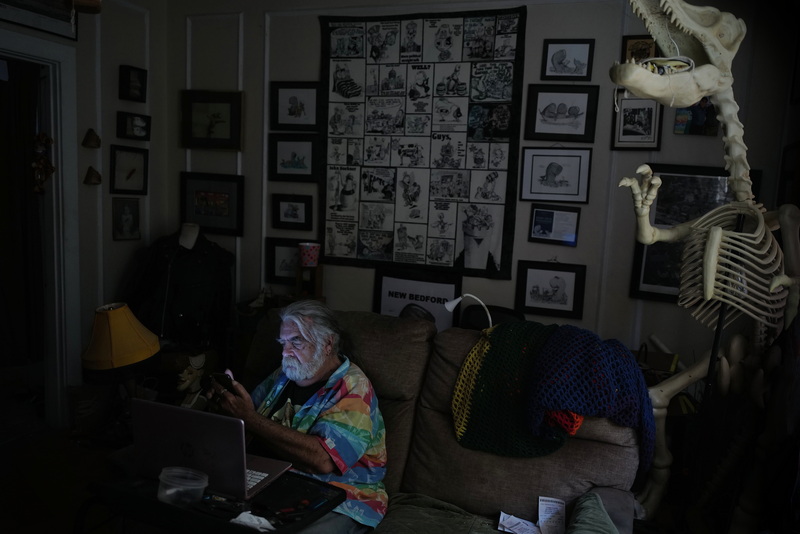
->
[207,300,387,533]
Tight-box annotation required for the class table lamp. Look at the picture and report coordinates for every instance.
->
[82,302,160,370]
[444,293,493,328]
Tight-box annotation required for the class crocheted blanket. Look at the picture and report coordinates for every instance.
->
[452,321,655,471]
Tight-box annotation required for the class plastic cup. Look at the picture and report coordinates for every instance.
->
[298,242,321,267]
[157,466,208,505]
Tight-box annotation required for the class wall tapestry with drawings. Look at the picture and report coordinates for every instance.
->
[319,6,526,279]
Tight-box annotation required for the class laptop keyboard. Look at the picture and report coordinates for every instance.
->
[246,469,269,489]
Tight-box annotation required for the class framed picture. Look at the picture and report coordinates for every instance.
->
[519,147,591,203]
[181,90,243,150]
[528,204,580,247]
[0,1,76,40]
[621,35,657,63]
[118,65,147,102]
[540,39,594,81]
[180,171,244,236]
[269,82,321,131]
[515,260,586,319]
[272,194,313,231]
[265,237,308,286]
[629,163,737,301]
[110,145,148,195]
[673,97,720,136]
[611,89,663,150]
[111,197,141,241]
[524,84,599,143]
[268,133,320,182]
[116,111,151,141]
[372,266,462,332]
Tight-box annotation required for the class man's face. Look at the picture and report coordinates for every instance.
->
[277,321,326,383]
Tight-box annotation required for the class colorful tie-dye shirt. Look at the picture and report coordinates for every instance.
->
[250,357,387,528]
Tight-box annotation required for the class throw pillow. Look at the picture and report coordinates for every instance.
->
[566,492,619,534]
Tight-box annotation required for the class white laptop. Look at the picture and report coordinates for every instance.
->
[130,398,292,501]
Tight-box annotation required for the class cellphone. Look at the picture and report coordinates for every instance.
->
[211,372,235,393]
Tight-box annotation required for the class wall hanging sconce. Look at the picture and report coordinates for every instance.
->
[83,166,101,185]
[81,128,101,148]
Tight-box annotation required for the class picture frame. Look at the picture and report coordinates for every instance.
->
[110,144,148,195]
[118,65,147,102]
[621,35,657,63]
[0,1,76,40]
[179,171,244,236]
[268,133,321,182]
[111,197,141,241]
[672,97,720,136]
[116,111,151,141]
[611,89,663,150]
[372,266,462,332]
[540,39,594,81]
[515,260,586,319]
[629,163,737,301]
[528,204,580,247]
[519,147,592,204]
[524,84,599,143]
[272,194,313,231]
[269,82,321,132]
[181,90,243,150]
[265,237,310,287]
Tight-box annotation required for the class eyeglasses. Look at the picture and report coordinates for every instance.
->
[276,336,307,350]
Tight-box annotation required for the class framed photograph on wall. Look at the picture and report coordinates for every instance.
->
[268,133,320,182]
[524,84,599,143]
[372,266,462,332]
[528,204,580,247]
[110,144,148,195]
[180,171,244,236]
[540,39,594,81]
[118,65,147,102]
[611,89,663,150]
[269,82,321,131]
[621,35,657,63]
[181,90,243,150]
[111,197,141,241]
[265,237,306,286]
[272,194,313,231]
[116,111,151,141]
[515,260,586,319]
[520,147,591,203]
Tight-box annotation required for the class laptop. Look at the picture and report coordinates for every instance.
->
[130,398,292,501]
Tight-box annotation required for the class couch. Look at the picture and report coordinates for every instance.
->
[242,309,644,533]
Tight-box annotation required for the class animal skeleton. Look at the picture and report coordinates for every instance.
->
[610,0,798,528]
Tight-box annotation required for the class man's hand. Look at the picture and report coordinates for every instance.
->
[207,376,256,420]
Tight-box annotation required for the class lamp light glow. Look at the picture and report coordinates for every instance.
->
[82,302,160,370]
[444,293,493,328]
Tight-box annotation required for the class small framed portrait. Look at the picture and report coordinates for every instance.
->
[269,82,321,132]
[524,84,599,143]
[540,39,594,81]
[116,111,151,141]
[110,144,148,195]
[180,171,244,236]
[520,147,592,204]
[111,197,141,241]
[272,194,313,231]
[621,35,657,63]
[515,260,586,319]
[265,237,305,286]
[118,65,147,102]
[268,133,321,182]
[181,90,243,150]
[611,89,663,150]
[528,204,580,247]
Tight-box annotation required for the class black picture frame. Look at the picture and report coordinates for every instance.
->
[118,65,147,102]
[111,197,141,241]
[519,147,592,204]
[181,90,243,150]
[524,84,599,143]
[515,260,586,319]
[179,171,244,236]
[621,35,657,63]
[372,266,462,332]
[116,111,151,141]
[269,82,321,132]
[528,204,580,247]
[0,1,76,40]
[611,89,663,150]
[272,194,313,231]
[265,237,309,287]
[268,133,321,182]
[110,144,148,195]
[540,39,594,81]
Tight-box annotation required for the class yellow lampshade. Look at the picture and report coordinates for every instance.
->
[82,302,160,370]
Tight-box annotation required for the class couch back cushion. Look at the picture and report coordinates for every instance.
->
[402,327,640,521]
